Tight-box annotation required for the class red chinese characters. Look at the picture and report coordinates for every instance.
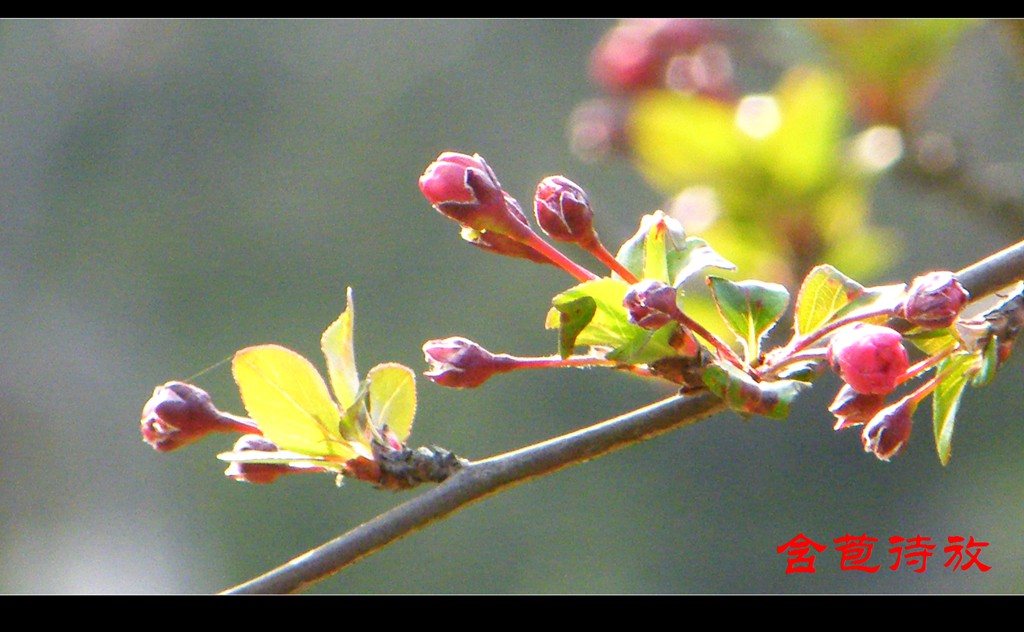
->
[778,533,991,574]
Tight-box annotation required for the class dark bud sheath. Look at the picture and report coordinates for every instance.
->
[460,227,554,266]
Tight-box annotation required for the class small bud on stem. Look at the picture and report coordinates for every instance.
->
[141,381,259,452]
[534,176,639,283]
[420,152,599,283]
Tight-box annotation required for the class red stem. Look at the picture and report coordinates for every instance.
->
[587,241,639,284]
[523,233,600,283]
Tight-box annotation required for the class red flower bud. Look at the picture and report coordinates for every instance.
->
[422,337,516,388]
[223,435,330,484]
[623,279,682,330]
[898,271,969,330]
[828,384,887,431]
[419,152,535,243]
[141,381,258,452]
[861,395,917,461]
[534,176,600,248]
[828,323,909,395]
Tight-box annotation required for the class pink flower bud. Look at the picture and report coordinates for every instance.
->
[534,176,600,248]
[828,384,887,431]
[223,435,331,484]
[827,323,909,395]
[141,381,258,452]
[422,337,516,388]
[419,152,534,243]
[861,395,917,461]
[898,271,969,330]
[623,279,682,330]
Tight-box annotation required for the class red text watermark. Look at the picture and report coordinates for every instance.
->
[778,533,991,574]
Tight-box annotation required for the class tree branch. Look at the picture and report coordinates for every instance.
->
[221,238,1024,595]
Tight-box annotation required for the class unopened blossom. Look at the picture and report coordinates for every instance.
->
[419,152,535,243]
[422,337,517,389]
[898,271,969,330]
[861,395,917,461]
[141,381,258,452]
[534,176,600,248]
[828,384,887,431]
[828,323,909,395]
[623,279,682,330]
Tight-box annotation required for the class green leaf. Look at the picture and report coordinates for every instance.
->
[321,287,360,410]
[794,265,866,337]
[668,237,736,287]
[366,362,417,443]
[547,278,641,349]
[232,344,358,461]
[551,295,597,358]
[933,353,979,466]
[615,211,686,284]
[702,361,809,420]
[905,327,960,356]
[832,283,906,322]
[707,276,789,363]
[547,278,678,364]
[793,265,904,336]
[605,322,679,365]
[216,448,336,469]
[642,217,671,283]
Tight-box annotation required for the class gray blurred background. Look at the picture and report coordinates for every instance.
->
[1,19,1023,594]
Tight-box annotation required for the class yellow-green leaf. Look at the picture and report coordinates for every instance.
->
[216,449,335,468]
[933,353,978,466]
[794,265,864,337]
[366,362,417,443]
[321,287,361,410]
[232,344,357,460]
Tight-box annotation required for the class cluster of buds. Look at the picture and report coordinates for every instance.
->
[824,271,972,461]
[419,152,638,284]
